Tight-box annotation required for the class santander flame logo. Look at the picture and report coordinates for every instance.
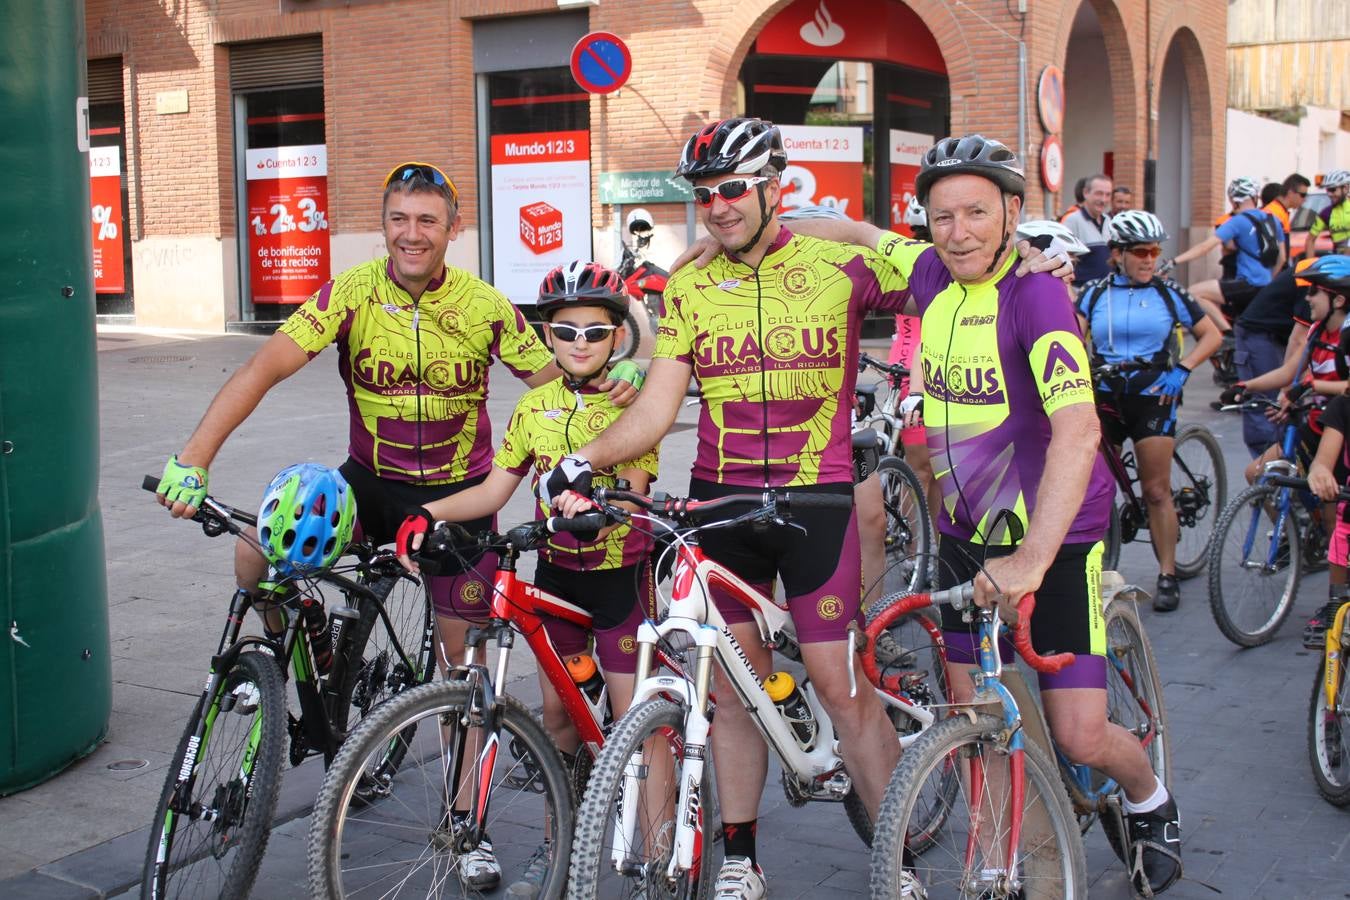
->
[799,0,845,47]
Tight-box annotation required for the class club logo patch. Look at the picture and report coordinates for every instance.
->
[435,306,465,335]
[618,636,636,654]
[460,580,485,606]
[817,595,843,620]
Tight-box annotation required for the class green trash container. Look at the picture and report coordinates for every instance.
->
[0,0,111,794]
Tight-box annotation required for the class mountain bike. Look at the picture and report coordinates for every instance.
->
[1093,362,1227,576]
[1207,401,1330,647]
[306,512,690,898]
[1309,586,1350,806]
[136,477,435,900]
[866,578,1170,899]
[565,488,952,898]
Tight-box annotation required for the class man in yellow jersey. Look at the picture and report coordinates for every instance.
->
[154,163,637,889]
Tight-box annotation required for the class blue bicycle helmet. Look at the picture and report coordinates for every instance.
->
[257,463,357,575]
[1301,255,1350,296]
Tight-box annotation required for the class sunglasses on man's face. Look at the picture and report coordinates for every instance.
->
[1296,190,1309,198]
[383,162,459,206]
[1126,246,1162,259]
[546,323,618,343]
[691,177,770,207]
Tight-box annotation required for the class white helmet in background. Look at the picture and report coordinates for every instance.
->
[904,196,927,229]
[626,207,654,235]
[1015,220,1090,257]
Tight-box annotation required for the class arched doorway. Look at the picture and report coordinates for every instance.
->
[1155,28,1210,257]
[1061,1,1116,208]
[739,0,949,229]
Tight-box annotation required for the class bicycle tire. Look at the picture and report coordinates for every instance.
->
[611,311,642,363]
[141,650,286,900]
[567,697,718,900]
[877,455,931,593]
[869,714,1087,900]
[332,568,434,777]
[1096,599,1172,856]
[1172,424,1227,578]
[1308,651,1350,806]
[308,680,574,899]
[1102,500,1124,573]
[1207,483,1302,647]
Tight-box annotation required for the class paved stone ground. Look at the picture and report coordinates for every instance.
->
[0,329,1347,898]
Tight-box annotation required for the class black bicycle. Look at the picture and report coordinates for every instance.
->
[137,477,435,900]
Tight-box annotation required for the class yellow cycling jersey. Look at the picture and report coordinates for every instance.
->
[653,227,908,487]
[876,233,1113,545]
[495,378,658,571]
[279,257,553,485]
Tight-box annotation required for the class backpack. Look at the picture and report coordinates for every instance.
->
[1236,209,1281,269]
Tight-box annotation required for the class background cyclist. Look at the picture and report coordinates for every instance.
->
[1308,169,1350,253]
[1076,210,1222,611]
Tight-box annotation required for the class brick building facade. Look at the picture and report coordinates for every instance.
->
[85,0,1227,330]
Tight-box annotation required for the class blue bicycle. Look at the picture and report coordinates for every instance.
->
[1208,397,1331,647]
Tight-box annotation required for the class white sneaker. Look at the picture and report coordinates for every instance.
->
[714,855,766,899]
[900,868,928,899]
[457,839,502,890]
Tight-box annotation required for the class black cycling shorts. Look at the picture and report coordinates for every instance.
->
[1099,391,1179,444]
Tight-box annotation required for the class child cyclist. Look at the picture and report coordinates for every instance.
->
[394,261,659,893]
[1296,257,1350,646]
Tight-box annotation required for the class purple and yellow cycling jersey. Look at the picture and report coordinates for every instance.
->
[495,378,658,571]
[653,227,908,487]
[876,233,1113,546]
[279,258,553,485]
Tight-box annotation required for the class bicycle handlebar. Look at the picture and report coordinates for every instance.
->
[1265,473,1350,502]
[858,351,909,380]
[593,487,852,526]
[142,474,257,530]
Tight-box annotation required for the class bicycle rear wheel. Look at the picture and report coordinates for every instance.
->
[567,697,718,899]
[611,311,642,362]
[870,714,1086,900]
[1102,501,1125,573]
[308,680,574,898]
[1172,424,1227,578]
[1207,483,1302,647]
[1308,621,1350,805]
[877,456,931,593]
[334,568,435,778]
[141,650,286,900]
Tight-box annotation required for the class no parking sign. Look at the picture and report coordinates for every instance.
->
[571,32,632,94]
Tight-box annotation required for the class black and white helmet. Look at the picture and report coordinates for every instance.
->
[915,135,1025,204]
[1015,220,1089,256]
[1323,169,1350,190]
[1106,209,1169,246]
[625,207,653,235]
[1227,177,1260,202]
[904,196,927,229]
[675,118,788,181]
[536,261,628,319]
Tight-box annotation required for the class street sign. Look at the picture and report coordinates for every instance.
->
[1040,134,1065,194]
[598,169,692,204]
[1037,65,1065,135]
[570,32,632,95]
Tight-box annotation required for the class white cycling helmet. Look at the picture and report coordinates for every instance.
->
[1106,209,1169,246]
[625,207,653,235]
[1015,220,1089,257]
[904,196,927,229]
[1323,169,1350,190]
[1227,177,1260,202]
[778,203,849,221]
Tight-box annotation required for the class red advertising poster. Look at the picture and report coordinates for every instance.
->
[89,146,125,294]
[754,0,946,74]
[889,129,933,235]
[245,144,330,304]
[489,130,592,304]
[778,125,864,220]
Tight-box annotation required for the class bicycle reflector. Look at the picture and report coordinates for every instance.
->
[257,463,357,575]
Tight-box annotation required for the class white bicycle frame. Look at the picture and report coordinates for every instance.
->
[610,526,937,880]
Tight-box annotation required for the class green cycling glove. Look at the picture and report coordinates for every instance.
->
[608,359,646,392]
[157,455,209,510]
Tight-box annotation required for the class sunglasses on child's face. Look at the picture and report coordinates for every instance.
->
[1126,246,1162,259]
[691,177,770,207]
[546,323,618,343]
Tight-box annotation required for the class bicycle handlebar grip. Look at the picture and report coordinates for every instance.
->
[784,493,854,511]
[142,474,161,492]
[544,511,610,534]
[1010,595,1076,674]
[1267,474,1309,490]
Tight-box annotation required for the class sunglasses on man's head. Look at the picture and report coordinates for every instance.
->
[545,323,618,343]
[691,177,770,207]
[383,162,459,205]
[1126,246,1162,259]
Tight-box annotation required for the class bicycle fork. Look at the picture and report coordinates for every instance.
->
[1324,603,1350,712]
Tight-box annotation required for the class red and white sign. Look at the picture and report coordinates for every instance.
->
[245,144,330,305]
[89,146,125,294]
[779,125,864,220]
[888,129,932,235]
[755,0,946,74]
[1040,135,1065,194]
[1038,66,1066,135]
[490,130,592,304]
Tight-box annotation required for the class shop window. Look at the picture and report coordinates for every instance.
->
[88,56,132,315]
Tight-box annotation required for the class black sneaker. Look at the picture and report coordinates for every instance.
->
[1302,600,1345,650]
[1124,797,1183,896]
[1153,574,1180,613]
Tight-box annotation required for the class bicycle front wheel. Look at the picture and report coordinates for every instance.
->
[1172,424,1227,578]
[1308,635,1350,805]
[308,680,574,899]
[1207,483,1302,647]
[334,568,435,775]
[568,697,718,899]
[877,455,932,593]
[870,714,1087,900]
[141,650,286,900]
